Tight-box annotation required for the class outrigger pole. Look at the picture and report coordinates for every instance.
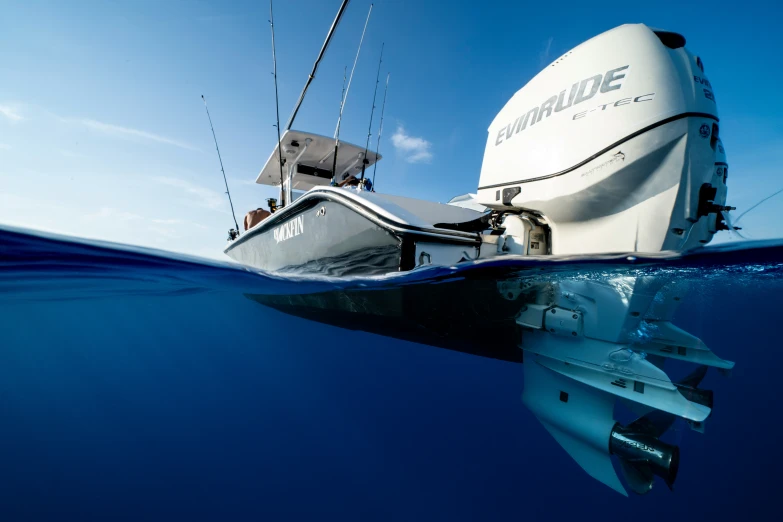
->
[330,3,373,183]
[285,0,351,131]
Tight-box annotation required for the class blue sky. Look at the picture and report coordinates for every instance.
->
[1,0,781,259]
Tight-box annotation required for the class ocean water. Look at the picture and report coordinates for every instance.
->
[1,224,782,521]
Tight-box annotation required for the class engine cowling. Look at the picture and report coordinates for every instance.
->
[477,24,727,254]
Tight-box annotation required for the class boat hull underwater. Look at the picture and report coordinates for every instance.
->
[224,22,745,496]
[247,252,733,496]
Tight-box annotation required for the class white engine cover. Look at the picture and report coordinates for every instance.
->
[477,24,726,254]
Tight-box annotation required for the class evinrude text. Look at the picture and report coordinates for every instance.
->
[495,65,630,146]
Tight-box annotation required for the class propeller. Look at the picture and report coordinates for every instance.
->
[614,365,712,494]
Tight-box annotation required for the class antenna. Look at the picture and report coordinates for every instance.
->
[330,2,373,181]
[269,0,286,206]
[372,72,389,188]
[360,42,384,183]
[285,0,351,131]
[201,95,240,239]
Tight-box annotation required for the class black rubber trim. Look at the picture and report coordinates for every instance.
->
[715,162,728,167]
[399,238,416,271]
[434,212,493,232]
[478,112,719,190]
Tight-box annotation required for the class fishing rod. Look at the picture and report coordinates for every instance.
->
[285,0,351,131]
[201,95,240,239]
[336,65,347,131]
[719,186,783,240]
[327,65,346,178]
[734,187,783,225]
[269,0,286,206]
[372,72,389,188]
[360,42,384,184]
[326,66,347,179]
[330,2,373,182]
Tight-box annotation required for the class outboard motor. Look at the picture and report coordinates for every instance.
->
[477,24,730,254]
[501,29,741,492]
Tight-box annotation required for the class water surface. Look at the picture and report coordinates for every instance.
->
[1,225,780,521]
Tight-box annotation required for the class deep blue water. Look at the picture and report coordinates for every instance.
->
[1,225,782,521]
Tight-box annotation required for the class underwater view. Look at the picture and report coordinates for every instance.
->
[4,0,783,519]
[1,225,781,520]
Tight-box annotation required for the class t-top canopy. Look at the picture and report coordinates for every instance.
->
[256,130,381,191]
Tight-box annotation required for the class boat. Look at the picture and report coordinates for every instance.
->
[226,24,729,274]
[225,19,737,496]
[225,130,485,275]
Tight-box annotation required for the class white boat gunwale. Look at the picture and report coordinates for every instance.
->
[224,186,484,256]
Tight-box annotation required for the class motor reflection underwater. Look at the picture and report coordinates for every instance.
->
[227,24,737,495]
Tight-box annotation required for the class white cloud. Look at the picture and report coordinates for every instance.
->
[77,118,200,151]
[0,191,226,260]
[0,104,23,122]
[540,37,554,67]
[80,208,210,239]
[0,143,10,150]
[391,126,433,164]
[84,207,143,222]
[147,225,181,239]
[152,176,226,210]
[151,218,208,230]
[57,148,89,159]
[228,176,258,186]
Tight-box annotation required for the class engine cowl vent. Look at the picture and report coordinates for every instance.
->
[654,30,686,49]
